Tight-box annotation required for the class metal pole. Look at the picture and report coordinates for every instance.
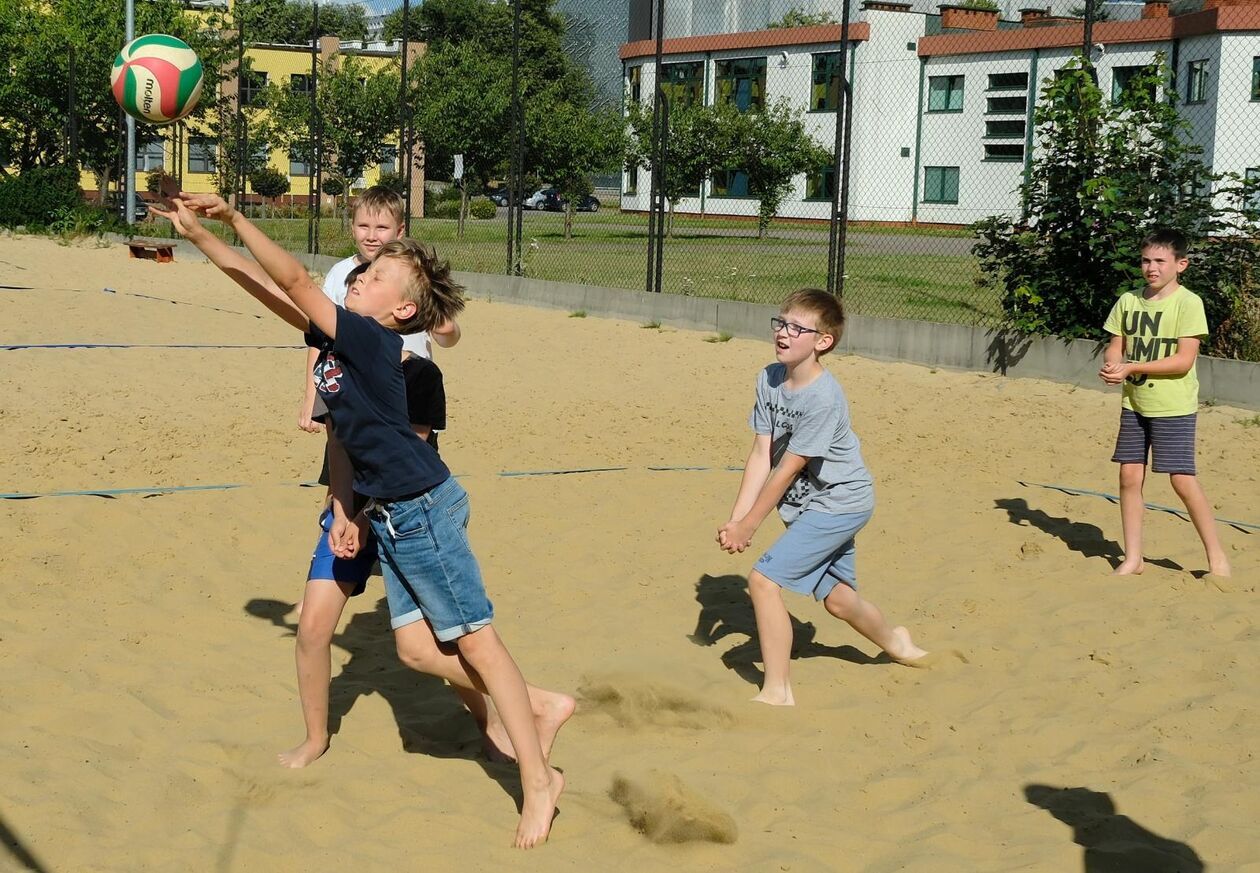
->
[313,0,322,255]
[125,0,135,224]
[644,0,665,294]
[507,0,522,274]
[827,0,852,295]
[234,2,245,244]
[653,94,668,296]
[400,0,412,234]
[308,0,317,254]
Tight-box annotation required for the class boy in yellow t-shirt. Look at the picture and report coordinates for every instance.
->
[1099,228,1230,578]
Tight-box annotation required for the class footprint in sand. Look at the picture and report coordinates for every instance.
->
[577,676,734,730]
[609,771,738,845]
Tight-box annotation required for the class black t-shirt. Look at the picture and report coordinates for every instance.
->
[305,308,449,499]
[316,354,447,487]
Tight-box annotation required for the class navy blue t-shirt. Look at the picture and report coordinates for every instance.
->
[305,307,449,499]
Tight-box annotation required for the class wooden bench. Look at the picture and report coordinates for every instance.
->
[127,238,175,263]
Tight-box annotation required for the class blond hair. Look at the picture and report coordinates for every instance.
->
[353,185,405,226]
[781,288,845,356]
[375,238,465,335]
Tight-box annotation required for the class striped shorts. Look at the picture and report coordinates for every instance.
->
[1111,408,1197,474]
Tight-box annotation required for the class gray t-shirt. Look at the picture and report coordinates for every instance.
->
[749,363,875,522]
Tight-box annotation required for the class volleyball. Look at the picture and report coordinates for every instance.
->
[111,34,204,125]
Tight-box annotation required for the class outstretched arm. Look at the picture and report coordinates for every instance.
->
[718,441,808,554]
[432,318,461,349]
[177,193,337,338]
[150,199,309,331]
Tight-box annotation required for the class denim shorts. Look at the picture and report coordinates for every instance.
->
[753,508,874,600]
[307,506,377,595]
[367,477,494,642]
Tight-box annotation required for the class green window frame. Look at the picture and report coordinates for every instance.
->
[922,166,959,204]
[1186,59,1209,104]
[711,168,753,198]
[628,65,642,103]
[625,163,639,196]
[1111,65,1156,105]
[987,71,1028,91]
[805,165,835,201]
[985,119,1025,138]
[986,95,1026,114]
[1251,57,1260,101]
[660,61,704,108]
[810,52,843,112]
[715,57,766,112]
[927,75,964,112]
[983,143,1024,162]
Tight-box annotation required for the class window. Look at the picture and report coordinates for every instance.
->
[1252,57,1260,101]
[811,52,843,111]
[289,145,311,177]
[927,75,964,112]
[987,95,1027,114]
[988,71,1028,91]
[188,136,216,174]
[1186,59,1209,104]
[715,57,766,112]
[984,143,1024,161]
[1112,65,1156,105]
[985,119,1025,138]
[379,145,397,176]
[805,166,835,201]
[1246,167,1260,209]
[290,73,313,97]
[134,139,164,171]
[625,163,638,196]
[659,61,704,108]
[240,70,268,106]
[250,141,269,169]
[922,166,959,204]
[711,168,752,197]
[628,65,642,103]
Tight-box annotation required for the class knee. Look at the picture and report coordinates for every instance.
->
[1169,473,1197,496]
[396,637,438,673]
[748,571,779,602]
[1118,465,1145,489]
[823,584,858,620]
[295,617,334,653]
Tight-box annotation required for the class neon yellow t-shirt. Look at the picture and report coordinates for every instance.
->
[1102,286,1208,417]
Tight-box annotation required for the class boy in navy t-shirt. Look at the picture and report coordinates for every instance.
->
[155,193,570,850]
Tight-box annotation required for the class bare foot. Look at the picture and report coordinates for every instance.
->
[534,691,576,761]
[1207,555,1232,578]
[514,767,565,849]
[278,737,328,768]
[884,626,929,664]
[1112,558,1145,576]
[751,686,795,706]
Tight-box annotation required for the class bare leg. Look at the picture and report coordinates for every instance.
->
[454,626,564,849]
[394,620,573,761]
[748,570,794,706]
[278,579,353,768]
[1170,473,1231,577]
[823,582,927,663]
[1113,462,1146,575]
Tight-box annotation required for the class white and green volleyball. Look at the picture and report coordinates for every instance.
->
[111,34,204,125]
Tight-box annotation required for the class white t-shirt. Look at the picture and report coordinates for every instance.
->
[322,255,432,359]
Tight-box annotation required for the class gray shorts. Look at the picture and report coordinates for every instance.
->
[753,508,873,600]
[1111,408,1197,474]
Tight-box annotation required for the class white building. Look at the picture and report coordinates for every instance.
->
[619,0,1260,226]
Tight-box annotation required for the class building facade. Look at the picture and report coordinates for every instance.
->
[620,1,1260,226]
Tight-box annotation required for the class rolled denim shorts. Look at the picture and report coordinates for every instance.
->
[753,508,874,600]
[367,477,494,642]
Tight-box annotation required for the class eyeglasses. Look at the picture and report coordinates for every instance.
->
[770,316,821,339]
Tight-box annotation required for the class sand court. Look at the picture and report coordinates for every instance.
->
[1,234,1256,871]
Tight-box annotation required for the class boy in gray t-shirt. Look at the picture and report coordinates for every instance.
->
[718,289,928,706]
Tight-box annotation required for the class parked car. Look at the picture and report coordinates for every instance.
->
[523,187,557,210]
[487,189,511,207]
[106,191,149,222]
[538,190,600,213]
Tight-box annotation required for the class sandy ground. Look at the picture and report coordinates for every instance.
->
[0,234,1256,873]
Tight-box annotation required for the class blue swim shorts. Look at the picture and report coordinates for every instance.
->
[753,508,874,600]
[367,477,494,642]
[308,506,378,595]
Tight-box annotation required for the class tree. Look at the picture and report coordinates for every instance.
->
[408,42,511,238]
[249,165,290,216]
[768,8,837,28]
[974,57,1260,359]
[528,86,624,238]
[236,0,367,44]
[726,100,832,238]
[624,100,722,236]
[262,55,400,220]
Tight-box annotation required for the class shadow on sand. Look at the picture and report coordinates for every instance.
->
[1,811,50,873]
[688,573,897,687]
[995,498,1183,572]
[1025,784,1204,872]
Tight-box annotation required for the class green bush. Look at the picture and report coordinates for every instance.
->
[429,199,461,220]
[376,172,406,195]
[435,185,463,203]
[0,166,83,228]
[468,198,496,220]
[48,204,128,239]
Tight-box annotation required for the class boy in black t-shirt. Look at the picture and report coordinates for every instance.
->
[155,194,571,849]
